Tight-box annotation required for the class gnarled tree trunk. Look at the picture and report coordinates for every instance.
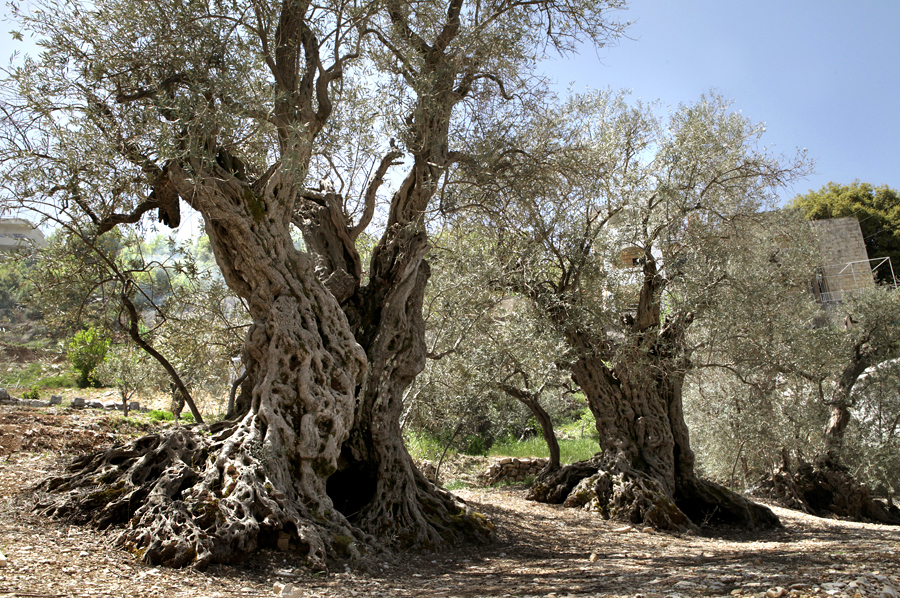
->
[296,183,494,550]
[37,168,371,569]
[530,260,779,532]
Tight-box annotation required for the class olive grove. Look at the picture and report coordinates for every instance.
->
[1,0,628,569]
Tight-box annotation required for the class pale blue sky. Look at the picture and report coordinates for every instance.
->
[541,0,900,202]
[3,0,898,205]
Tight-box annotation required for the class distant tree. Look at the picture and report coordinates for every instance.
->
[410,228,577,469]
[450,90,811,531]
[687,258,900,523]
[66,326,110,388]
[791,182,900,284]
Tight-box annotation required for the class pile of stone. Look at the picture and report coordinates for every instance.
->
[0,388,143,412]
[485,457,548,485]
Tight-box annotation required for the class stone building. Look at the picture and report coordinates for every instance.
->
[809,217,889,304]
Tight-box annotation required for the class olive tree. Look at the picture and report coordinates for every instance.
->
[1,0,627,569]
[448,90,810,531]
[408,226,579,468]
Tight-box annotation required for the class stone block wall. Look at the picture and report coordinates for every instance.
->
[811,217,874,302]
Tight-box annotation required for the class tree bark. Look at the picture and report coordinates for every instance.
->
[37,167,371,569]
[327,222,493,549]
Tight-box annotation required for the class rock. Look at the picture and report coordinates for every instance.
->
[86,400,104,409]
[0,549,7,567]
[24,399,50,407]
[274,582,302,598]
[613,525,634,533]
[71,397,85,408]
[128,401,140,410]
[589,553,599,562]
[674,581,699,589]
[0,388,8,399]
[277,532,290,551]
[766,587,786,598]
[50,395,62,405]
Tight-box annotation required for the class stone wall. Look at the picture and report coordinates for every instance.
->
[811,217,874,302]
[485,457,548,485]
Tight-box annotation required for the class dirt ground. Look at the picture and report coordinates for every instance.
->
[0,404,898,598]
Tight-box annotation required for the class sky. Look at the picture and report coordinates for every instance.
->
[2,0,898,207]
[539,0,900,203]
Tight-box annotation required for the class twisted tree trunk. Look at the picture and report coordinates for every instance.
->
[37,167,371,569]
[296,179,494,550]
[530,260,779,532]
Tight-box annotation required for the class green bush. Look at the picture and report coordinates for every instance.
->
[67,327,110,388]
[22,387,40,401]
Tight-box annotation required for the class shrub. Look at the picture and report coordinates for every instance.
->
[67,327,110,388]
[22,387,40,401]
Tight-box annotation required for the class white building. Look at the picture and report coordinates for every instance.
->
[0,219,46,252]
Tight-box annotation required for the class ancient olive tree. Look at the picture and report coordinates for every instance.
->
[448,90,810,531]
[1,0,627,569]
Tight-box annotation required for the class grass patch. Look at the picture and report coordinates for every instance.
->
[404,429,453,462]
[0,362,79,390]
[148,409,175,422]
[489,435,599,465]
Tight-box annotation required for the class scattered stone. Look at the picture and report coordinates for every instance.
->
[589,553,599,562]
[70,397,85,408]
[641,526,655,534]
[486,457,548,484]
[0,549,7,567]
[766,587,786,598]
[274,582,302,597]
[128,401,140,411]
[674,581,699,589]
[613,525,634,533]
[0,388,8,399]
[50,395,62,405]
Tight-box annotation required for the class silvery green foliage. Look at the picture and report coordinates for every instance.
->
[448,89,811,375]
[845,357,900,498]
[407,225,580,451]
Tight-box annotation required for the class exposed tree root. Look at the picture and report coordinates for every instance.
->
[752,456,900,526]
[529,454,779,533]
[33,420,374,570]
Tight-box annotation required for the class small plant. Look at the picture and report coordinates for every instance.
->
[181,412,195,423]
[22,387,40,401]
[67,327,110,388]
[148,409,175,422]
